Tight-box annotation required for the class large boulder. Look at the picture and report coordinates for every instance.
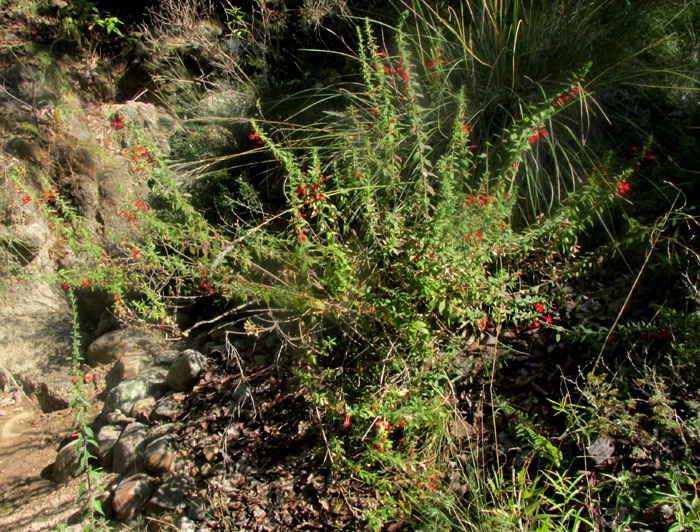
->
[87,329,162,367]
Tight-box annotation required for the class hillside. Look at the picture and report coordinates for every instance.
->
[1,1,700,531]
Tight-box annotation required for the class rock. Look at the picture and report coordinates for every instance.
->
[0,278,75,413]
[151,394,185,422]
[202,444,219,462]
[131,397,156,422]
[147,473,194,515]
[115,102,181,155]
[143,436,175,474]
[106,410,135,425]
[97,424,122,466]
[52,439,82,483]
[113,422,148,474]
[148,422,179,441]
[87,329,162,367]
[155,350,181,365]
[55,91,92,143]
[167,350,206,392]
[112,473,153,521]
[5,137,43,163]
[105,354,150,392]
[102,368,169,416]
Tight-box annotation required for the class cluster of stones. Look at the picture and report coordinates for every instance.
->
[52,329,209,527]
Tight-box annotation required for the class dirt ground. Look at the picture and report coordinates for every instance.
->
[0,391,84,531]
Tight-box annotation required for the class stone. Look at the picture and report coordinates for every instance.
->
[102,368,169,416]
[52,439,82,483]
[106,410,135,425]
[202,444,219,462]
[112,473,153,521]
[147,473,194,515]
[87,329,162,367]
[151,394,185,422]
[113,422,148,475]
[155,350,181,365]
[105,354,149,392]
[143,435,175,474]
[131,397,156,422]
[167,350,206,392]
[148,422,179,441]
[97,424,122,466]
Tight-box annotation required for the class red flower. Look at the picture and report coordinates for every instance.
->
[371,108,378,115]
[344,414,351,428]
[535,303,544,313]
[617,181,630,195]
[21,195,31,205]
[655,328,671,341]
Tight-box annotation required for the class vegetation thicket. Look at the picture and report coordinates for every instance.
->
[6,0,700,530]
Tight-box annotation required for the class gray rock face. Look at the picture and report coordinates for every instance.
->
[166,350,206,392]
[102,368,169,416]
[113,473,153,521]
[97,424,123,466]
[0,277,74,413]
[112,422,149,475]
[52,439,83,483]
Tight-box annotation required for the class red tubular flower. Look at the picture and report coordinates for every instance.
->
[535,303,544,313]
[616,181,631,195]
